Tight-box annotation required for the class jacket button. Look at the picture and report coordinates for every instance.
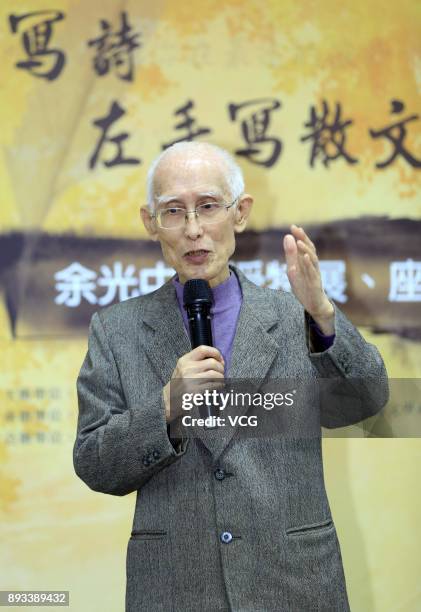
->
[220,531,233,544]
[214,468,225,481]
[142,457,150,466]
[152,450,161,460]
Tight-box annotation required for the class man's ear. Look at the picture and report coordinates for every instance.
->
[140,206,159,241]
[234,194,253,234]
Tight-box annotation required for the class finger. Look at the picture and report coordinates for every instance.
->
[184,371,224,386]
[283,234,298,272]
[303,254,324,296]
[291,224,316,253]
[190,345,224,363]
[295,227,316,254]
[195,358,225,374]
[288,234,310,279]
[296,239,319,268]
[182,359,225,378]
[198,370,224,379]
[302,252,318,281]
[295,246,309,282]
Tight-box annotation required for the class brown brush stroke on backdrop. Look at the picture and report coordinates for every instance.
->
[0,217,420,339]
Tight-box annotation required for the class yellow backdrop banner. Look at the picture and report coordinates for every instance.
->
[0,1,420,610]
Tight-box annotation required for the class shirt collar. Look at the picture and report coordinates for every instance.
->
[172,270,241,313]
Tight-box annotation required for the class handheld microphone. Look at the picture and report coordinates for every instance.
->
[183,279,213,348]
[183,279,216,425]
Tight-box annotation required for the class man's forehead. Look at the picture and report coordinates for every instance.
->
[153,151,230,196]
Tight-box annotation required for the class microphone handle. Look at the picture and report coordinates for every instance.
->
[187,303,214,422]
[188,308,213,348]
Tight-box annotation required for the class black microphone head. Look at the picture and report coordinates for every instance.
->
[183,279,213,307]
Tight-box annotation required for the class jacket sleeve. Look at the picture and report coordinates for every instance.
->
[305,302,389,428]
[73,312,188,496]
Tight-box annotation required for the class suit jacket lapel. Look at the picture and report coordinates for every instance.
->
[228,273,281,380]
[138,280,191,386]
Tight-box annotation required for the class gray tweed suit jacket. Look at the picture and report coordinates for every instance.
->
[73,266,388,612]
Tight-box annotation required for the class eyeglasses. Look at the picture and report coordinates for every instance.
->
[150,197,240,230]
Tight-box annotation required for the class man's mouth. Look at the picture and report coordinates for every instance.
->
[183,249,210,263]
[184,249,210,256]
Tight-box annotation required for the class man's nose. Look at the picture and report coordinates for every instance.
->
[184,212,204,239]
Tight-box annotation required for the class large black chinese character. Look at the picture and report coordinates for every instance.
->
[228,98,282,167]
[89,101,141,169]
[87,11,141,82]
[162,100,212,149]
[300,100,358,168]
[8,10,66,81]
[369,99,421,169]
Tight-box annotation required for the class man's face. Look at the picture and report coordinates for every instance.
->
[141,152,253,287]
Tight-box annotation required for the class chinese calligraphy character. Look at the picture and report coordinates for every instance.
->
[5,434,17,445]
[87,11,141,82]
[54,262,97,307]
[389,259,421,302]
[9,10,66,81]
[369,100,421,169]
[301,101,358,168]
[264,260,290,291]
[162,100,212,149]
[139,261,175,294]
[49,410,61,421]
[235,260,265,286]
[49,388,61,400]
[319,260,347,303]
[228,98,282,167]
[97,262,140,305]
[89,100,141,169]
[361,273,376,289]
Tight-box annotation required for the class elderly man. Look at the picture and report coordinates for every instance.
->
[74,142,388,612]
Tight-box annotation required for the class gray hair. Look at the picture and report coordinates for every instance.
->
[146,141,245,210]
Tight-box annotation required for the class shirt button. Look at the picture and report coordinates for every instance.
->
[214,468,226,481]
[220,531,233,544]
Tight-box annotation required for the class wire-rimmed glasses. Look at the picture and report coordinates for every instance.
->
[150,197,240,230]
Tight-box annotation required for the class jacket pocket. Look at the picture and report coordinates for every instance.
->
[126,530,172,610]
[130,529,167,540]
[282,519,350,610]
[286,517,334,537]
